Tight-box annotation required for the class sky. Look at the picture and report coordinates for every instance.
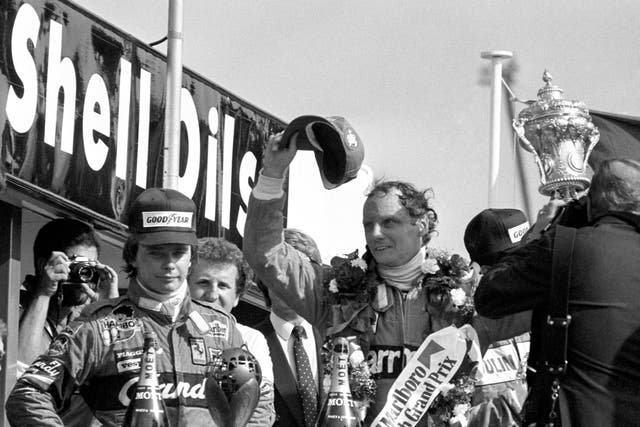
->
[80,0,640,257]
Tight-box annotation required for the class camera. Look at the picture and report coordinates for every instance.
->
[63,256,99,286]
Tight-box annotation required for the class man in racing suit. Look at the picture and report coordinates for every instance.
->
[7,188,244,426]
[243,132,531,424]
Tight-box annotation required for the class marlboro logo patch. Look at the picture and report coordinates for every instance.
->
[208,320,229,341]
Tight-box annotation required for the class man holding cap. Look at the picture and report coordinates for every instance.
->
[244,129,530,424]
[7,188,244,427]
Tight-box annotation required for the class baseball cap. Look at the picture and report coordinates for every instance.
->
[127,188,198,245]
[464,208,530,266]
[281,115,365,189]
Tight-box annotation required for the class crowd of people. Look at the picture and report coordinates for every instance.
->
[3,125,640,427]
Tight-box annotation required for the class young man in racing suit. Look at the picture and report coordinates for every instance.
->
[7,188,244,426]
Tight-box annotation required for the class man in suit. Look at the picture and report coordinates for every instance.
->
[476,159,640,426]
[254,229,324,427]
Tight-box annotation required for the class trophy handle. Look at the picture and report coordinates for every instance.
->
[583,128,600,173]
[513,119,547,185]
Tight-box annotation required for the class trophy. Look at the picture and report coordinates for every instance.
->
[513,70,600,201]
[205,347,261,427]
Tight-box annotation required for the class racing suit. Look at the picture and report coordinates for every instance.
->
[244,192,531,424]
[7,280,244,427]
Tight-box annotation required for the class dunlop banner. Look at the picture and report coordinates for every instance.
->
[0,0,285,243]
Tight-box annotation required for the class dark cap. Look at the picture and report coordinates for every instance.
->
[127,188,198,245]
[464,208,530,266]
[282,115,365,189]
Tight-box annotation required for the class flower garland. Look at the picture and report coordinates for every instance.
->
[322,250,381,344]
[421,247,476,327]
[420,248,479,426]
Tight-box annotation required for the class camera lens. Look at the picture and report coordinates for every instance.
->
[77,265,95,283]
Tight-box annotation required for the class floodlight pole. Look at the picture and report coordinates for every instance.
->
[481,50,513,207]
[163,0,184,190]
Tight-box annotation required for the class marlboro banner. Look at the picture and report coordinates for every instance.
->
[372,325,481,427]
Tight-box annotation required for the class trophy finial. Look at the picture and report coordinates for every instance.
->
[542,70,553,85]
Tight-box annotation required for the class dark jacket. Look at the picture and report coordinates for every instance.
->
[254,317,324,427]
[475,214,640,427]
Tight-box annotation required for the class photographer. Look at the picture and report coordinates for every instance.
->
[18,218,119,373]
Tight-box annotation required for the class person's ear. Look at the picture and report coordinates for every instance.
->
[416,217,428,236]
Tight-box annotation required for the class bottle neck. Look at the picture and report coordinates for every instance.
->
[329,350,351,394]
[137,339,159,387]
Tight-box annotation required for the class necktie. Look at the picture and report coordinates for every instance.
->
[292,325,318,427]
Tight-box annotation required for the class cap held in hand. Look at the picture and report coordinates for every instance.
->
[282,115,365,189]
[128,188,198,246]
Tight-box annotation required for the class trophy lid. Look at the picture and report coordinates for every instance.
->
[516,70,591,123]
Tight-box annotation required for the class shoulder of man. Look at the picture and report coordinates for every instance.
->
[189,298,244,346]
[77,295,131,321]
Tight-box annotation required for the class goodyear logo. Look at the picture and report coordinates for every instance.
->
[141,211,193,228]
[508,221,530,243]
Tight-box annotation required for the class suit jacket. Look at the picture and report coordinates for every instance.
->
[255,317,324,427]
[476,214,640,426]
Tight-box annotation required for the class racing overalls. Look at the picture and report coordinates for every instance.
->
[7,281,243,426]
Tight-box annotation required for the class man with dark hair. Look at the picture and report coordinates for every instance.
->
[18,218,118,426]
[476,159,640,426]
[254,228,324,427]
[8,188,244,426]
[188,237,275,426]
[244,133,529,424]
[19,218,119,373]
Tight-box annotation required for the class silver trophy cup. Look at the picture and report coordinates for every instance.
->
[513,71,600,201]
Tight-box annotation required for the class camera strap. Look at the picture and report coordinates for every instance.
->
[536,225,576,427]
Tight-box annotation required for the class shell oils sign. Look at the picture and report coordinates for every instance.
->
[0,0,284,242]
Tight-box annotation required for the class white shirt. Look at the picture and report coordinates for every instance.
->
[237,323,274,384]
[270,312,319,387]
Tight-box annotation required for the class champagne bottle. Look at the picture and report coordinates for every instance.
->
[123,331,171,427]
[316,337,363,427]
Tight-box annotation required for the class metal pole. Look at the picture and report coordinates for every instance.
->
[481,50,513,207]
[163,0,184,190]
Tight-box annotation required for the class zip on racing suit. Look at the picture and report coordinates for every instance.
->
[6,280,244,427]
[243,189,531,425]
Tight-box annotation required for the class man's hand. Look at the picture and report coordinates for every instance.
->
[37,251,71,297]
[83,262,119,302]
[522,198,568,244]
[261,132,298,178]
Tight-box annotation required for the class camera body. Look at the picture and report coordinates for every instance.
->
[62,256,99,286]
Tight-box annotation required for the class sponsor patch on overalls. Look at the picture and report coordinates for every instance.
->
[189,337,207,365]
[114,347,144,373]
[208,319,229,341]
[99,305,143,346]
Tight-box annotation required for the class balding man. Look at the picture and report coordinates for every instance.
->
[475,159,640,427]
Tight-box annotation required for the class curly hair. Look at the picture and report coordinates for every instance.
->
[589,159,640,216]
[191,237,255,297]
[366,180,439,244]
